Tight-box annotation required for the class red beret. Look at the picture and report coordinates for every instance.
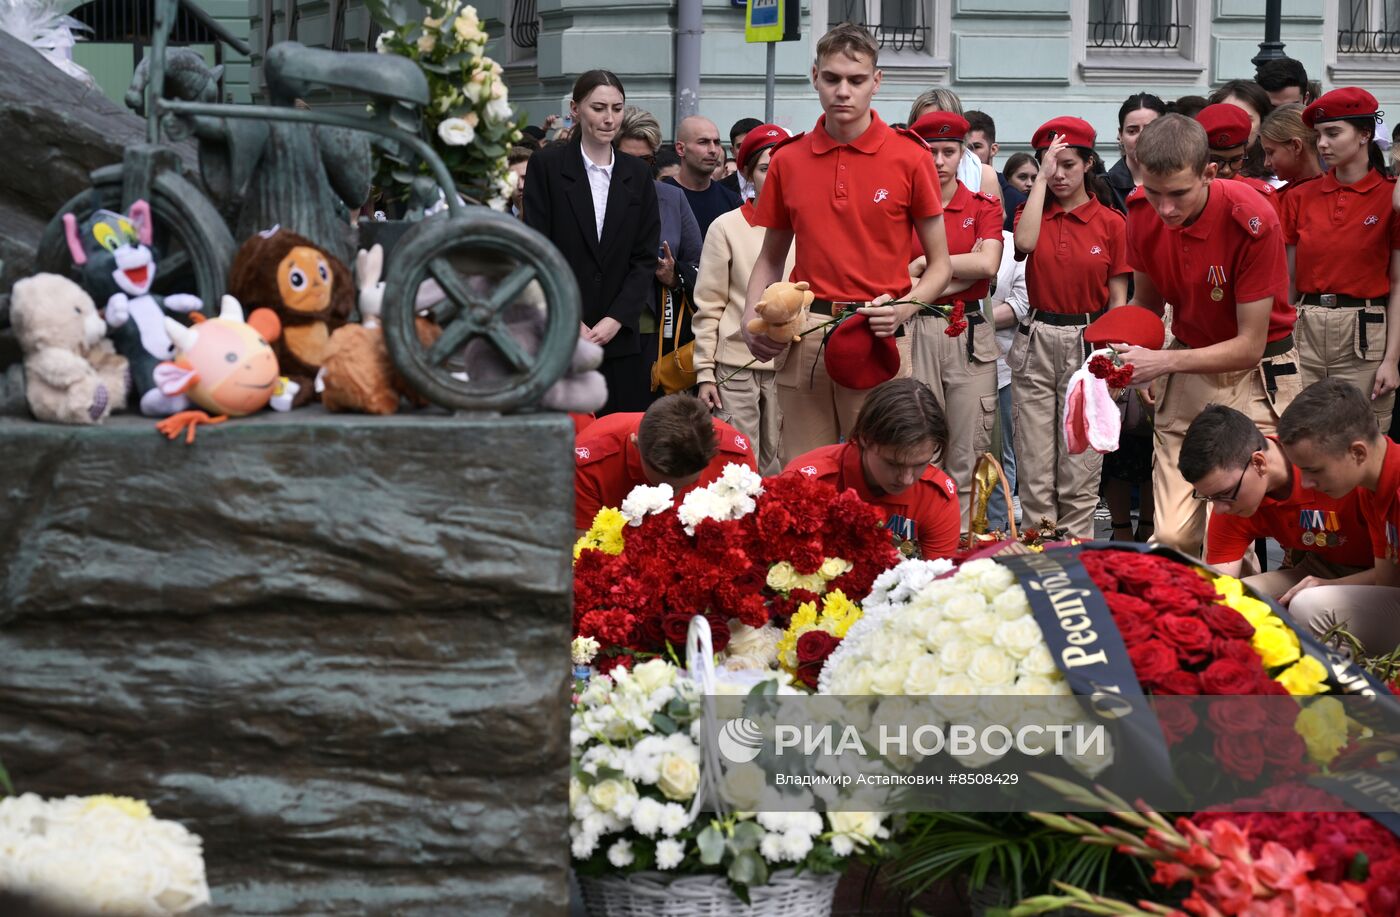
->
[911,112,969,143]
[1195,103,1252,150]
[823,313,900,390]
[1083,306,1166,351]
[1304,87,1380,127]
[736,123,788,173]
[1031,116,1096,151]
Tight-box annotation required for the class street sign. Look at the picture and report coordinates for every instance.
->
[745,0,799,43]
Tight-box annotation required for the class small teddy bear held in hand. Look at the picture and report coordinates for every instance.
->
[10,273,130,424]
[746,280,814,344]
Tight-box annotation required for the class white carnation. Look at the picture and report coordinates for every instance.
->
[759,831,786,863]
[607,838,635,868]
[620,482,674,524]
[571,830,598,858]
[629,797,664,837]
[655,838,685,870]
[659,802,691,836]
[780,829,814,862]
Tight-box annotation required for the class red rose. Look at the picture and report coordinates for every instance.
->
[1202,605,1255,640]
[704,613,732,653]
[1213,638,1264,666]
[1180,575,1223,604]
[1115,560,1163,595]
[1154,670,1203,695]
[662,613,696,647]
[1206,696,1268,734]
[1200,658,1263,695]
[1214,731,1265,781]
[1116,611,1154,646]
[796,629,841,664]
[1106,592,1158,624]
[1129,639,1180,684]
[1157,614,1214,663]
[1145,585,1197,612]
[1260,728,1307,773]
[1155,699,1200,745]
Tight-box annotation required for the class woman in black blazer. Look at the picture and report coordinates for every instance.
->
[524,70,661,415]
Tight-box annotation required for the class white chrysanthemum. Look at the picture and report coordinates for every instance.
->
[655,838,685,870]
[571,635,600,665]
[620,482,674,524]
[607,838,634,868]
[658,802,691,837]
[759,831,786,863]
[571,830,598,858]
[629,796,664,837]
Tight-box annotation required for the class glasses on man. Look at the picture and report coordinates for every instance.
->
[1209,153,1246,171]
[1191,464,1248,504]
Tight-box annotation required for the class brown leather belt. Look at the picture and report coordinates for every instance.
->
[1299,293,1376,308]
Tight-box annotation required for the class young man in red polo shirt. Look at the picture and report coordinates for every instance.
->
[1276,379,1400,653]
[741,22,952,463]
[784,378,960,560]
[573,393,757,533]
[1112,114,1301,558]
[1178,404,1372,602]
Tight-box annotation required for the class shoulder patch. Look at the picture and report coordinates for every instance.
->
[922,464,957,499]
[574,438,622,466]
[719,427,752,454]
[1125,185,1148,205]
[1230,203,1271,238]
[893,126,931,150]
[767,131,807,160]
[974,191,1000,205]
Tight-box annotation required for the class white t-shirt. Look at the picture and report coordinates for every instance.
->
[958,149,983,192]
[990,230,1029,390]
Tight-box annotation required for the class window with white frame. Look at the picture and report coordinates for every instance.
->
[1338,0,1400,53]
[828,0,930,53]
[1087,0,1188,50]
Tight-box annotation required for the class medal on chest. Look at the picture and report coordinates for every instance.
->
[1207,265,1226,302]
[1299,508,1343,549]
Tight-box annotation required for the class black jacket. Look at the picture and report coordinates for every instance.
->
[1105,159,1135,214]
[524,137,661,357]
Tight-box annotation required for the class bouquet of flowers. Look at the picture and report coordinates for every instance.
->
[367,0,524,210]
[777,590,862,689]
[0,793,211,914]
[573,467,899,672]
[570,658,891,893]
[1017,783,1400,916]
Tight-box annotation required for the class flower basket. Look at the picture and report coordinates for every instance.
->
[577,869,840,917]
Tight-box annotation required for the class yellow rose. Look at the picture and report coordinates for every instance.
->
[766,561,797,591]
[819,557,852,580]
[1252,623,1301,668]
[658,754,700,801]
[1294,696,1348,764]
[1276,655,1329,697]
[1228,594,1276,627]
[1211,574,1243,600]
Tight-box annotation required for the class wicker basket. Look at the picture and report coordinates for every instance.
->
[577,869,840,917]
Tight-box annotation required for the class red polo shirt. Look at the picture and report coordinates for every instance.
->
[1357,437,1400,564]
[782,442,960,560]
[573,412,758,530]
[910,182,1002,301]
[1126,180,1294,349]
[755,111,943,302]
[1015,196,1130,315]
[1206,441,1372,568]
[1282,168,1400,300]
[1229,176,1282,215]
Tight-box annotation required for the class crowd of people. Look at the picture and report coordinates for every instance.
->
[528,22,1400,655]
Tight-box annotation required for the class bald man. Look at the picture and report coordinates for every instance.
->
[664,115,741,239]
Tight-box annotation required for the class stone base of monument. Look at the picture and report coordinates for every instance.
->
[0,409,573,915]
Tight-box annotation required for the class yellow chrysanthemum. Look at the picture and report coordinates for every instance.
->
[1252,622,1302,668]
[821,590,862,638]
[82,796,152,819]
[1294,696,1348,764]
[1277,654,1329,697]
[777,601,819,670]
[573,507,627,561]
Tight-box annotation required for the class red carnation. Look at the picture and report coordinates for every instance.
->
[1200,658,1263,695]
[943,301,967,337]
[1088,353,1115,380]
[1107,363,1135,388]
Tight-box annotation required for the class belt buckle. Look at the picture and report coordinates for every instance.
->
[1321,294,1337,307]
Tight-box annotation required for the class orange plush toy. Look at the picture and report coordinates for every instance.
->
[227,226,354,407]
[746,280,813,345]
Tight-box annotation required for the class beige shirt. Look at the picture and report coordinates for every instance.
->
[691,204,797,384]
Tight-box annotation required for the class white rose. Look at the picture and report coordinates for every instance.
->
[720,763,765,812]
[655,838,685,870]
[960,614,999,645]
[657,754,700,801]
[1021,643,1060,677]
[607,838,634,868]
[486,96,512,123]
[870,657,909,695]
[820,557,852,580]
[766,561,797,591]
[903,653,942,694]
[992,587,1032,620]
[993,615,1045,659]
[938,592,987,622]
[1015,675,1062,697]
[937,639,977,673]
[827,811,883,849]
[1064,729,1115,778]
[437,116,475,146]
[933,675,980,718]
[968,646,1018,687]
[960,558,1017,597]
[927,619,962,646]
[587,779,633,814]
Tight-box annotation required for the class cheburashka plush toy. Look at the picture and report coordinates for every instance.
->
[153,295,298,443]
[10,273,129,424]
[63,200,203,416]
[227,226,353,408]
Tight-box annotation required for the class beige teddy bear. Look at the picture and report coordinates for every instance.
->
[10,273,129,424]
[745,280,814,344]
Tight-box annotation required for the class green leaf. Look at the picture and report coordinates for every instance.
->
[697,824,726,865]
[0,758,12,796]
[1349,851,1370,883]
[729,820,764,852]
[650,712,677,735]
[391,169,419,185]
[727,849,766,887]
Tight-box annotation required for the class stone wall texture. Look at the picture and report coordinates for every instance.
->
[0,408,574,915]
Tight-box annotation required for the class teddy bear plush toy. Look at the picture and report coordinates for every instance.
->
[746,280,813,344]
[10,273,130,424]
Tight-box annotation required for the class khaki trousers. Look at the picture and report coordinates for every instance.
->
[1283,585,1400,656]
[775,312,912,467]
[1150,344,1303,558]
[1296,303,1394,432]
[908,312,999,526]
[1243,551,1370,600]
[1007,321,1103,540]
[714,363,782,476]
